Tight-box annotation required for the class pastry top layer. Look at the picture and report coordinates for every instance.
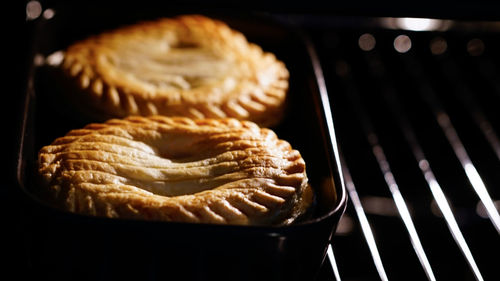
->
[37,116,312,225]
[60,15,289,127]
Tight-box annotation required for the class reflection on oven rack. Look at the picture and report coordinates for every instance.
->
[313,17,500,281]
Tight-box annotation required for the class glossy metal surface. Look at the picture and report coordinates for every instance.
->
[15,6,347,281]
[310,17,500,280]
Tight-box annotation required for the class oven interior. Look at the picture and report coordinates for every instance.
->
[306,16,500,280]
[9,2,500,281]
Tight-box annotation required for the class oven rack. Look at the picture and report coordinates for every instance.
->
[308,18,500,280]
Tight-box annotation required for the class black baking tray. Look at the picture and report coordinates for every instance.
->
[16,5,347,281]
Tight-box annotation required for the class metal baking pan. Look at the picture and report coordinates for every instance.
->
[16,4,347,281]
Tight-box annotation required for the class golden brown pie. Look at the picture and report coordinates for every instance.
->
[55,15,289,127]
[37,116,312,225]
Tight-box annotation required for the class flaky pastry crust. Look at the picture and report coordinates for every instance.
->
[58,15,289,127]
[37,116,312,225]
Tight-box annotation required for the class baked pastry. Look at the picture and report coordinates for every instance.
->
[37,116,312,225]
[55,15,289,127]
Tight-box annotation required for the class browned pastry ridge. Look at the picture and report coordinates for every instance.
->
[37,116,312,225]
[58,15,289,127]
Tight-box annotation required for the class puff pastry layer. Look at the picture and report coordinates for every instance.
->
[37,116,312,225]
[58,15,289,127]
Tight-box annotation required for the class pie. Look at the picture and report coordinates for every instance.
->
[37,116,312,225]
[56,15,289,127]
